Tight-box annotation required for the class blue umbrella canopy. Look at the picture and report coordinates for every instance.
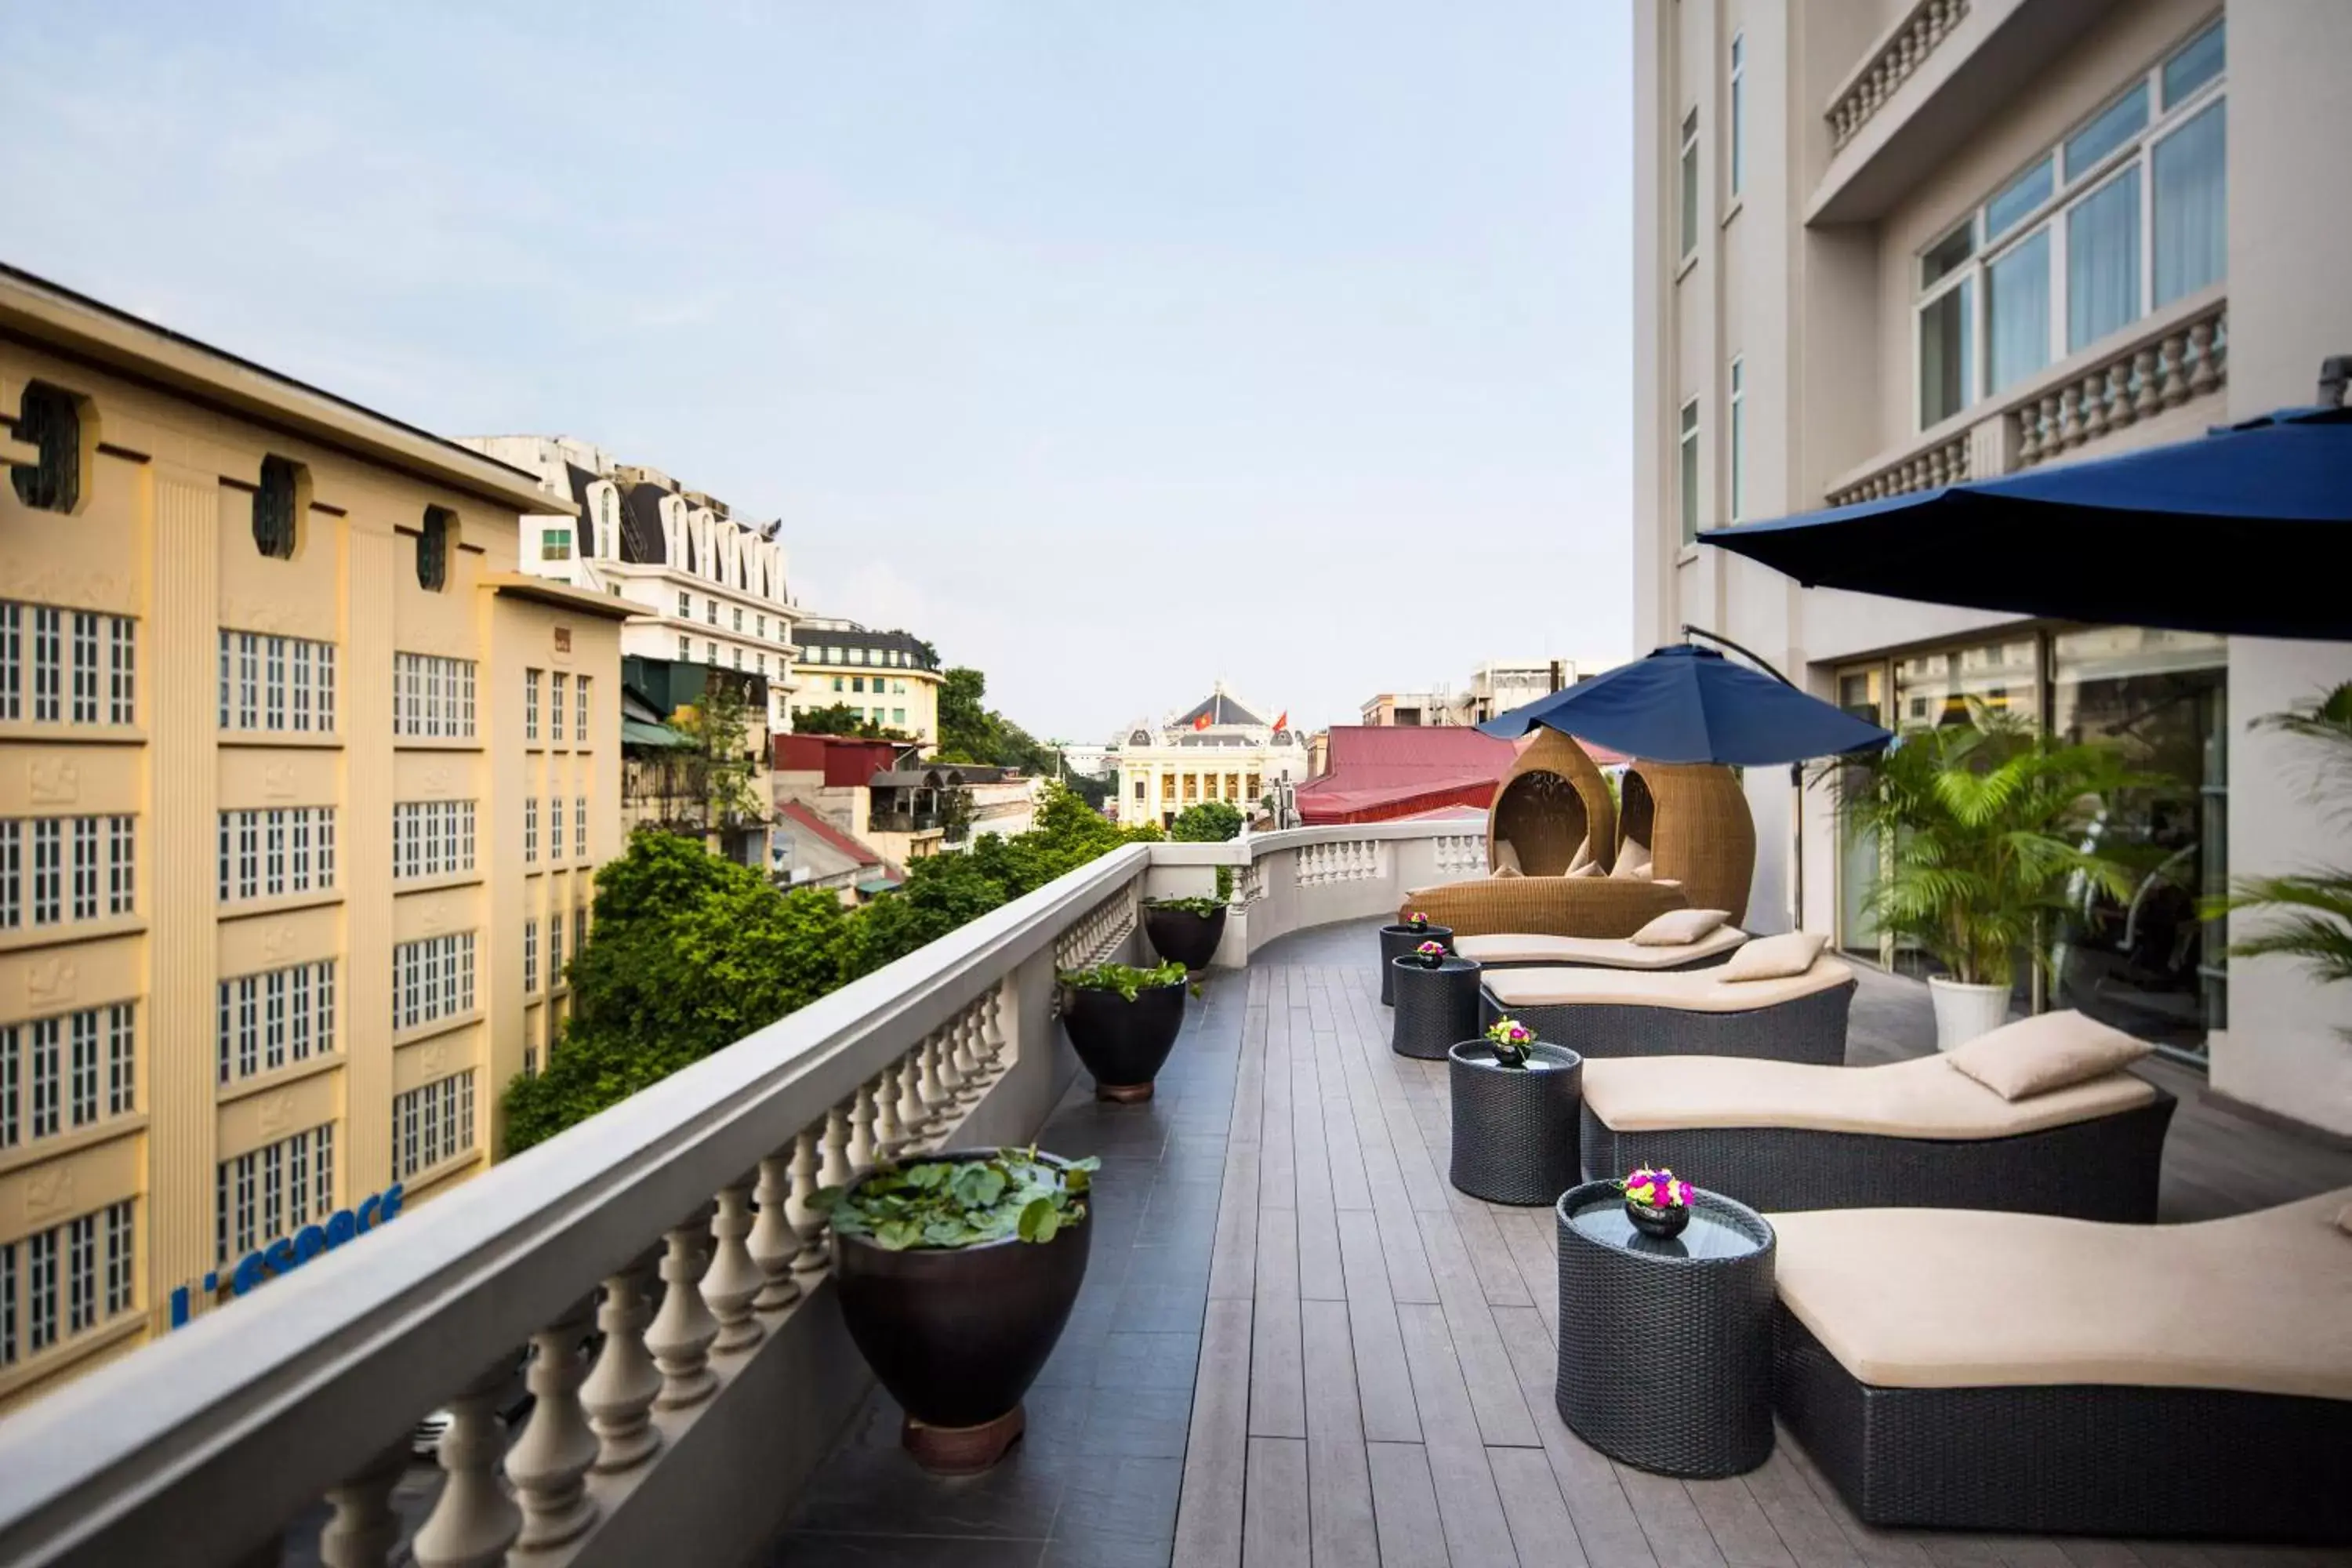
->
[1478,644,1892,766]
[1700,405,2352,641]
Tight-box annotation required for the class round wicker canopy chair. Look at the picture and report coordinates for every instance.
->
[1489,729,1617,877]
[1617,762,1756,924]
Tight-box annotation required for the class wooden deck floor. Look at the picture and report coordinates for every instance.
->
[1168,920,2352,1568]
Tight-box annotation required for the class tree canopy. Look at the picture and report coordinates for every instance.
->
[1169,799,1244,842]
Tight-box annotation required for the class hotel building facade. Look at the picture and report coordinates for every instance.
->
[1634,0,2352,1131]
[0,267,627,1406]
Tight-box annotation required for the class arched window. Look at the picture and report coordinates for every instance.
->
[253,456,299,558]
[417,506,453,591]
[10,382,82,514]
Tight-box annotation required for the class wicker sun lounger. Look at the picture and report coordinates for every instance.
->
[1771,1191,2352,1541]
[1481,959,1856,1065]
[1578,1053,2175,1219]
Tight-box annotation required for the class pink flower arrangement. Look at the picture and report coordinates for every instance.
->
[1414,939,1447,967]
[1403,910,1431,931]
[1621,1167,1694,1210]
[1484,1016,1536,1067]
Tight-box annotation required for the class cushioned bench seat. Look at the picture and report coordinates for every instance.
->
[1485,956,1854,1011]
[1453,925,1747,972]
[1584,1053,2154,1138]
[1770,1190,2352,1540]
[1481,955,1856,1066]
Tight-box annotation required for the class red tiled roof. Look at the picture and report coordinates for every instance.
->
[1295,726,1628,825]
[778,800,882,867]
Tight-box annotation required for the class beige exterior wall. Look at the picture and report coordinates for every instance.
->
[0,274,626,1406]
[793,661,941,749]
[1633,0,2352,1132]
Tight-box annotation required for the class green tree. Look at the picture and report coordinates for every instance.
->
[670,675,765,828]
[793,700,912,742]
[1170,799,1244,842]
[2208,683,2352,1008]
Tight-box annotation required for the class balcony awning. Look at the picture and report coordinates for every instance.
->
[1702,403,2352,641]
[622,717,689,748]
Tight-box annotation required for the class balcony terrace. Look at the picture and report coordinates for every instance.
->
[1,822,2347,1567]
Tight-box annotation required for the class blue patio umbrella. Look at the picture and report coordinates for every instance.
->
[1699,401,2352,641]
[1478,643,1892,765]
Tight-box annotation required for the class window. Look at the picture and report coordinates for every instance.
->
[678,591,691,619]
[215,808,333,902]
[575,797,587,858]
[575,676,590,746]
[392,800,477,880]
[541,527,573,561]
[893,707,906,725]
[1679,398,1700,545]
[392,1072,475,1181]
[1728,358,1746,524]
[679,634,691,662]
[524,918,540,993]
[549,797,564,859]
[1133,780,1145,803]
[1729,34,1745,199]
[524,797,539,863]
[732,648,742,670]
[416,508,452,592]
[5,601,136,727]
[550,672,567,742]
[549,913,564,983]
[706,599,717,626]
[573,906,586,956]
[253,457,300,559]
[392,653,476,738]
[4,815,134,928]
[2,1003,135,1147]
[756,614,766,639]
[216,1124,333,1265]
[851,647,867,665]
[731,606,743,633]
[392,932,477,1033]
[1679,108,1700,259]
[706,641,717,665]
[2,1201,136,1365]
[216,962,335,1085]
[832,677,844,693]
[1911,20,2226,429]
[10,383,82,514]
[524,669,541,741]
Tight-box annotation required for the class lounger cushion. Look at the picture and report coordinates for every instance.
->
[1772,1188,2352,1399]
[1455,927,1748,971]
[1630,908,1730,946]
[1719,931,1828,982]
[1484,956,1853,1012]
[1494,839,1523,874]
[1490,863,1522,879]
[1581,1054,2155,1139]
[1947,1009,2151,1102]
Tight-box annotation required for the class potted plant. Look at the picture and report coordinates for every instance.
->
[1619,1165,1695,1240]
[1838,702,2151,1051]
[1412,938,1449,969]
[1446,1017,1584,1205]
[1378,909,1454,1004]
[818,1146,1097,1472]
[1142,893,1228,972]
[1058,960,1191,1102]
[2208,682,2352,1007]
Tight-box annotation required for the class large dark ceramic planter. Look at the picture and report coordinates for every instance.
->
[1447,1040,1583,1205]
[832,1149,1094,1473]
[1379,923,1455,1004]
[1061,978,1185,1102]
[1143,902,1228,971]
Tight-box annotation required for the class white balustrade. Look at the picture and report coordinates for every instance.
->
[645,1220,718,1410]
[510,1298,602,1550]
[411,1362,524,1568]
[1828,0,1969,149]
[2016,307,2227,466]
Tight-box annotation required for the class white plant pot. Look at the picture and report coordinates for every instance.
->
[1928,976,2012,1052]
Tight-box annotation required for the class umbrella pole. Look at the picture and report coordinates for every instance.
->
[1791,761,1803,933]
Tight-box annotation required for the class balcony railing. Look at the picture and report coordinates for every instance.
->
[0,820,1478,1568]
[1825,0,1970,151]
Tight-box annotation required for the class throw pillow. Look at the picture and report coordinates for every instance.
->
[1494,838,1523,874]
[2338,1203,2352,1238]
[1567,836,1595,873]
[1610,838,1654,881]
[1568,862,1605,878]
[1491,863,1523,879]
[1718,930,1828,982]
[1946,1010,2152,1102]
[1629,908,1731,947]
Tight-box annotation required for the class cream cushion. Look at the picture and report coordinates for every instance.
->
[1568,836,1596,873]
[1455,927,1748,971]
[2341,1203,2352,1237]
[1490,862,1522,879]
[1493,838,1523,874]
[1719,931,1829,982]
[1582,1053,2154,1139]
[1610,839,1654,880]
[1485,956,1853,1013]
[1630,908,1730,946]
[1568,862,1605,879]
[1772,1188,2352,1399]
[1947,1009,2152,1101]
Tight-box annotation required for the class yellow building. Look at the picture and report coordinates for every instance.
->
[0,264,628,1407]
[789,616,945,750]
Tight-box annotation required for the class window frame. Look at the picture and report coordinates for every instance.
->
[1678,107,1701,260]
[1728,33,1745,201]
[1727,357,1745,524]
[1678,397,1701,546]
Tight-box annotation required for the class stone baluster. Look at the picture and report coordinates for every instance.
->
[411,1361,524,1568]
[2131,348,2161,419]
[895,1048,933,1146]
[954,1013,985,1099]
[2080,370,2110,441]
[933,1025,968,1105]
[2187,321,2218,396]
[916,1034,953,1132]
[750,1149,804,1310]
[2058,384,2085,448]
[819,1104,855,1189]
[2159,331,2191,405]
[871,1065,907,1156]
[787,1125,830,1274]
[645,1219,718,1410]
[704,1178,765,1354]
[982,988,1012,1075]
[2102,362,2133,430]
[510,1296,601,1551]
[318,1441,409,1568]
[846,1080,879,1169]
[581,1254,663,1472]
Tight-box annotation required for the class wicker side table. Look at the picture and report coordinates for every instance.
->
[1390,956,1481,1059]
[1554,1181,1776,1477]
[1378,923,1454,1004]
[1448,1042,1582,1205]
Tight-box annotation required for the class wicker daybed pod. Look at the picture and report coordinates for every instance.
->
[1617,761,1756,924]
[1481,955,1855,1065]
[1772,1189,2352,1541]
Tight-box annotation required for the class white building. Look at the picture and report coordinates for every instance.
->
[1634,0,2352,1132]
[458,434,801,732]
[1109,683,1312,830]
[1359,657,1616,728]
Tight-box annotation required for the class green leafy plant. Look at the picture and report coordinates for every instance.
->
[1145,895,1225,918]
[1058,960,1190,1001]
[1169,799,1243,842]
[814,1148,1100,1250]
[1837,702,2154,985]
[2205,683,2352,1016]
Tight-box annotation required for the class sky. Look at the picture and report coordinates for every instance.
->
[0,1,1633,742]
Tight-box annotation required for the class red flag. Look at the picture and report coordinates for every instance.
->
[1272,710,1289,731]
[1192,711,1212,731]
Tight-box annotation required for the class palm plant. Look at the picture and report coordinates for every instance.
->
[1838,702,2153,986]
[2206,683,2352,998]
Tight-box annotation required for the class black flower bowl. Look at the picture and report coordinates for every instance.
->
[1625,1199,1691,1240]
